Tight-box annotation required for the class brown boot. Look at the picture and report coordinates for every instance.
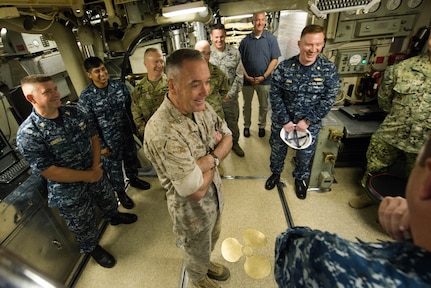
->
[207,262,230,281]
[193,275,221,288]
[349,193,373,209]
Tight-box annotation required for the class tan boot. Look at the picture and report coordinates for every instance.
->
[193,275,221,288]
[349,193,373,209]
[207,262,230,281]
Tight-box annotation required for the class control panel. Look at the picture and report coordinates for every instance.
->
[336,50,371,75]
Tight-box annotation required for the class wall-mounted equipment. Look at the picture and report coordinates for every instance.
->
[309,0,381,19]
[336,50,371,75]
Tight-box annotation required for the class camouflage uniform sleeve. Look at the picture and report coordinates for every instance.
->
[270,61,291,126]
[230,49,243,97]
[131,83,147,138]
[377,64,396,113]
[310,61,339,124]
[77,90,107,150]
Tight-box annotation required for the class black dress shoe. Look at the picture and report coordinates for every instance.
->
[265,173,280,190]
[243,128,250,138]
[110,212,138,226]
[129,178,151,190]
[91,245,116,268]
[258,128,265,137]
[294,179,308,199]
[118,192,134,209]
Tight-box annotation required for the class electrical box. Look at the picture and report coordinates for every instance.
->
[355,18,402,37]
[336,50,371,75]
[309,112,344,191]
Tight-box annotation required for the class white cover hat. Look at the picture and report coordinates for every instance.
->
[280,127,312,150]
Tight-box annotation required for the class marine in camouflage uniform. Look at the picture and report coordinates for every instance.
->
[269,55,339,181]
[274,227,431,287]
[362,54,431,186]
[131,73,168,139]
[350,52,431,209]
[144,49,232,286]
[210,32,244,156]
[17,105,119,253]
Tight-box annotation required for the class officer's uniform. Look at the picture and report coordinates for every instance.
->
[210,44,243,146]
[79,79,140,195]
[275,227,431,287]
[17,106,118,253]
[207,62,230,119]
[269,55,339,180]
[131,73,168,139]
[362,54,431,186]
[144,97,231,282]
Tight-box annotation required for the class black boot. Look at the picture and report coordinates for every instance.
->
[118,192,134,209]
[110,212,138,226]
[129,178,151,190]
[91,245,116,268]
[265,173,280,190]
[294,179,308,199]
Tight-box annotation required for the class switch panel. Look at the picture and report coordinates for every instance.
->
[336,50,371,75]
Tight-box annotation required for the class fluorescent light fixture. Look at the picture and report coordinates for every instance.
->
[223,14,253,21]
[162,1,207,18]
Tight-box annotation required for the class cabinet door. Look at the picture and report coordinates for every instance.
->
[2,205,82,285]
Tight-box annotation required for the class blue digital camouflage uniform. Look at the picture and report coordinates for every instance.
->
[16,106,118,253]
[362,54,431,186]
[269,55,339,180]
[274,227,431,287]
[144,97,231,282]
[207,62,230,119]
[210,44,243,145]
[79,79,139,194]
[131,73,168,139]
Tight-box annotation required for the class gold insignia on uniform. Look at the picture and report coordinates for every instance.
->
[39,123,45,128]
[65,111,70,116]
[285,79,292,84]
[50,137,65,145]
[317,66,321,70]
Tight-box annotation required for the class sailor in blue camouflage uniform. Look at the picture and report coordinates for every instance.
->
[17,74,137,269]
[265,25,339,199]
[79,57,151,210]
[274,134,431,287]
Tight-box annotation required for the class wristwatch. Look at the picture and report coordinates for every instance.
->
[210,151,220,167]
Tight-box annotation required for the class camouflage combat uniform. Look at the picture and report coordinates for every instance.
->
[17,106,118,253]
[269,55,339,180]
[207,62,230,119]
[210,44,243,145]
[144,97,231,282]
[275,227,431,287]
[79,79,139,195]
[131,73,168,138]
[362,54,431,186]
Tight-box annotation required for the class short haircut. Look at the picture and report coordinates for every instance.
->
[21,74,53,85]
[211,23,226,32]
[252,12,266,21]
[166,49,205,79]
[418,136,431,167]
[301,24,325,38]
[144,47,162,57]
[84,56,104,72]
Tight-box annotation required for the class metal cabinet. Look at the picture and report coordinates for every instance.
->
[0,175,83,287]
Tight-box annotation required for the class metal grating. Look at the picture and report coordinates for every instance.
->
[309,0,381,18]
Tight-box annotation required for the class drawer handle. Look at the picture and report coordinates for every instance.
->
[52,240,63,250]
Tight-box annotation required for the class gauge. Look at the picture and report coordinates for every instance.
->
[349,54,362,66]
[407,0,423,8]
[386,0,402,11]
[367,2,381,13]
